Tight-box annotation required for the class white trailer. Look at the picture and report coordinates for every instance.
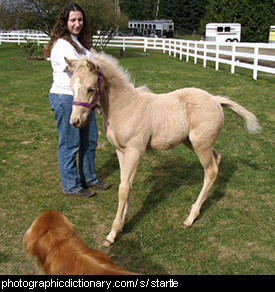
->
[128,20,174,38]
[206,23,241,42]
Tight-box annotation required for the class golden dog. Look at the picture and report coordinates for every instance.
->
[23,210,136,275]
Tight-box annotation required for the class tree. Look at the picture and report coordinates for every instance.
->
[79,0,128,49]
[1,0,128,38]
[120,0,208,35]
[201,0,275,42]
[159,0,208,34]
[120,0,160,19]
[0,1,19,30]
[1,0,67,34]
[78,0,128,35]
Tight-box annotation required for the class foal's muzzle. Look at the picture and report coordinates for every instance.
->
[70,117,81,128]
[70,115,88,128]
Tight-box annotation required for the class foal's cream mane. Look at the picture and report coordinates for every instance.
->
[90,50,134,87]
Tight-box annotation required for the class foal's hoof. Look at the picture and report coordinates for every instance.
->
[183,218,193,228]
[102,239,113,247]
[183,223,191,229]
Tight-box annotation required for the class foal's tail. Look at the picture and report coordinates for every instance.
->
[216,96,261,134]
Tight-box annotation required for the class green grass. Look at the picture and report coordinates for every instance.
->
[0,43,274,275]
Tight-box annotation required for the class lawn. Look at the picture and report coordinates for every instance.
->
[0,43,274,275]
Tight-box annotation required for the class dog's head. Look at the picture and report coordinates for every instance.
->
[23,210,75,260]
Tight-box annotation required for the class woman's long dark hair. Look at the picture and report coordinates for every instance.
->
[47,2,92,53]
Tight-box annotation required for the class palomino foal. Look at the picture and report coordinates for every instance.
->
[66,53,260,247]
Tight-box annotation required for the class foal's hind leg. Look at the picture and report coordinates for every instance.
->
[183,147,220,227]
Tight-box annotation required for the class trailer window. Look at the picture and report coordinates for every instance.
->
[217,27,223,32]
[225,27,231,32]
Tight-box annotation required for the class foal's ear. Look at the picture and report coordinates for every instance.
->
[86,59,97,72]
[64,57,78,69]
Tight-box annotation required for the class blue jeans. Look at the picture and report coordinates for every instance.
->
[49,93,98,193]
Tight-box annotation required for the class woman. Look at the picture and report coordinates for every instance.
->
[48,2,110,197]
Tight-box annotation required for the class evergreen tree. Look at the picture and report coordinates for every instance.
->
[159,0,208,34]
[120,0,157,19]
[121,0,208,34]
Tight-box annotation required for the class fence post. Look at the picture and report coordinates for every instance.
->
[186,41,189,62]
[173,40,176,58]
[215,42,219,70]
[123,37,126,51]
[231,43,236,74]
[253,44,259,80]
[169,39,172,56]
[144,37,147,53]
[203,42,207,67]
[162,39,165,54]
[179,40,183,61]
[194,42,197,64]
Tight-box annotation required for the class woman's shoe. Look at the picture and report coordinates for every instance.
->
[64,188,96,198]
[92,181,111,191]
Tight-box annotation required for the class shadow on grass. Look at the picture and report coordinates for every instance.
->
[122,152,237,234]
[100,151,238,274]
[95,151,119,181]
[109,238,168,275]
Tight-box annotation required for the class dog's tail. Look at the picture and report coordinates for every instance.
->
[216,96,261,134]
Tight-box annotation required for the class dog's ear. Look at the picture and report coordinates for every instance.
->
[23,230,35,256]
[23,210,53,256]
[23,210,75,262]
[23,223,41,256]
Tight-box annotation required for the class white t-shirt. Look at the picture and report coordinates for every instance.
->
[50,35,92,95]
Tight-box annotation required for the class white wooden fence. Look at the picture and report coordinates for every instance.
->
[1,31,275,80]
[0,31,50,46]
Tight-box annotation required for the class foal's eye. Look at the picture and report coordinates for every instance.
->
[87,87,95,93]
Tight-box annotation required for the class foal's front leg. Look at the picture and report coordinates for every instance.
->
[103,148,142,247]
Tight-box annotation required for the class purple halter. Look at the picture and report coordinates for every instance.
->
[72,65,103,113]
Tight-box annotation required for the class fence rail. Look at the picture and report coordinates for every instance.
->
[1,31,275,80]
[0,31,49,45]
